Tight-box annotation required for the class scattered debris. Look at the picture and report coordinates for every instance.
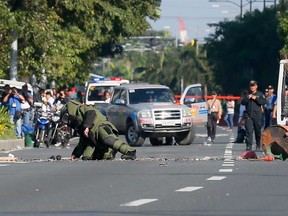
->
[241,151,257,159]
[0,156,17,162]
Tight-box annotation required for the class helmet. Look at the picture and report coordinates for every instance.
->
[59,101,82,128]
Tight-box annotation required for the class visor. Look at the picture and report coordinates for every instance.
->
[61,113,69,124]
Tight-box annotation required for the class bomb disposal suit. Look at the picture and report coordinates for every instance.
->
[61,100,136,160]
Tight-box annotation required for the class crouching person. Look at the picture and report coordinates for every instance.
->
[60,100,136,160]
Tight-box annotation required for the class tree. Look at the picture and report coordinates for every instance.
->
[111,38,213,94]
[277,0,288,58]
[205,6,284,95]
[1,0,161,86]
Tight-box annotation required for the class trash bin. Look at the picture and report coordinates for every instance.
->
[25,133,34,147]
[22,124,35,148]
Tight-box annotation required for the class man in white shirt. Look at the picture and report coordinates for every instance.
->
[43,91,55,112]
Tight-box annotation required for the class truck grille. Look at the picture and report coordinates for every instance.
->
[154,110,181,120]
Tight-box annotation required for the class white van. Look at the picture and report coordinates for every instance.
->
[84,77,129,105]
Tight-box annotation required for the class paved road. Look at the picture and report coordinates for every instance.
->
[0,125,287,216]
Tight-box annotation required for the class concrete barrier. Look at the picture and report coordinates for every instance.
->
[0,139,25,151]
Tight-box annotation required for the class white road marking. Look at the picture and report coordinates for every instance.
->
[120,199,158,207]
[224,159,234,161]
[175,186,203,192]
[225,150,232,154]
[219,169,233,172]
[222,164,234,167]
[0,164,10,167]
[206,176,226,181]
[224,155,233,159]
[196,134,228,138]
[223,161,234,164]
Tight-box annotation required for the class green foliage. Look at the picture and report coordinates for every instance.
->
[205,6,284,95]
[110,42,213,94]
[0,106,16,140]
[277,0,288,57]
[0,0,161,86]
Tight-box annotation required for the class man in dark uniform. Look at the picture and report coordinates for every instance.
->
[241,80,266,151]
[60,100,136,160]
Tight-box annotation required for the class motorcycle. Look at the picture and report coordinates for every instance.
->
[34,110,52,147]
[46,111,70,148]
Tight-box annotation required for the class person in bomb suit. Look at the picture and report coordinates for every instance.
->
[60,100,136,160]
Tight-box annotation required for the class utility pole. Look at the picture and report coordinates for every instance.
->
[10,31,18,81]
[209,0,277,18]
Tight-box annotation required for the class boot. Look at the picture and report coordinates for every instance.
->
[121,150,136,160]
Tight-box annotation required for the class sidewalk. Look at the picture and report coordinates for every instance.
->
[0,139,25,151]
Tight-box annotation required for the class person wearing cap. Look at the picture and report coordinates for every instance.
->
[264,85,276,129]
[206,91,222,143]
[241,80,266,151]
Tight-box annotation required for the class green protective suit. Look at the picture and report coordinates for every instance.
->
[65,100,135,160]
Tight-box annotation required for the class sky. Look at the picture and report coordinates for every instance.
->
[149,0,278,42]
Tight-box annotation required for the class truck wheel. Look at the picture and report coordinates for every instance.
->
[125,122,145,146]
[165,137,174,145]
[175,127,195,145]
[149,137,163,146]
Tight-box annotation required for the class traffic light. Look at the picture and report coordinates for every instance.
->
[190,39,197,47]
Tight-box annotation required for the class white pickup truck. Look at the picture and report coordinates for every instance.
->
[84,78,129,106]
[102,83,207,146]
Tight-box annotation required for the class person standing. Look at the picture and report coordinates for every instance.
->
[53,88,69,109]
[264,85,276,129]
[3,87,25,138]
[224,94,235,131]
[241,80,266,151]
[1,84,11,108]
[21,84,33,126]
[43,91,55,112]
[206,91,222,143]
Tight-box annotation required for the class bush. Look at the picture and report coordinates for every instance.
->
[0,106,16,140]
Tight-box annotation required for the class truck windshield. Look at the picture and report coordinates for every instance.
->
[87,86,114,102]
[129,88,176,104]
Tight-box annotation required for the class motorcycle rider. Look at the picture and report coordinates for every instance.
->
[60,100,136,160]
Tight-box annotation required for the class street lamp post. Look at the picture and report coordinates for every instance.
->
[209,0,278,18]
[209,0,243,18]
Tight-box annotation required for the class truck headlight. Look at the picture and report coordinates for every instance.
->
[182,109,192,117]
[138,110,152,118]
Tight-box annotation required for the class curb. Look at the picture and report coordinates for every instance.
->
[0,139,25,151]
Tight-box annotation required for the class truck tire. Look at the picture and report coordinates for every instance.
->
[125,122,145,146]
[149,137,163,146]
[165,137,174,145]
[175,127,195,145]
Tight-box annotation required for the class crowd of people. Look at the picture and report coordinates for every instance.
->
[206,80,277,151]
[0,83,133,160]
[0,79,279,154]
[0,84,83,139]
